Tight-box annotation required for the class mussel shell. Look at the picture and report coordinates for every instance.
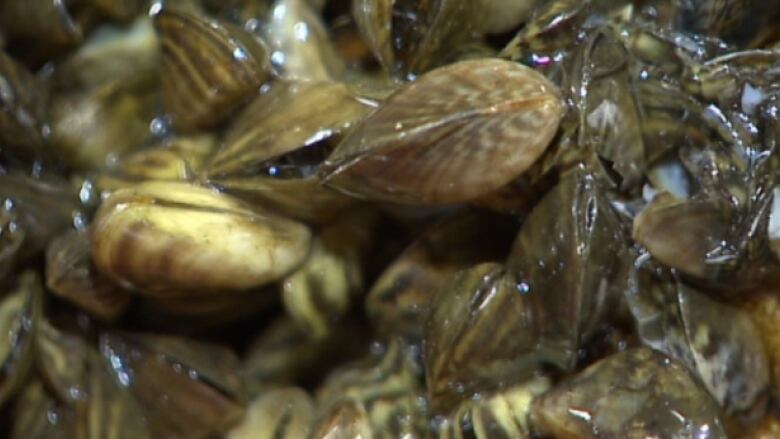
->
[49,74,161,171]
[100,332,245,438]
[36,321,91,405]
[154,7,271,131]
[531,348,728,439]
[88,0,145,22]
[85,348,152,438]
[626,269,769,420]
[243,317,367,396]
[424,263,542,413]
[0,50,51,164]
[675,0,779,47]
[320,59,564,204]
[678,282,769,419]
[309,400,375,439]
[209,81,375,178]
[501,0,589,61]
[435,377,551,439]
[633,193,733,279]
[54,17,160,90]
[741,290,780,403]
[473,0,534,35]
[0,172,79,284]
[90,181,312,296]
[46,230,132,321]
[96,134,217,191]
[0,272,43,407]
[507,168,629,372]
[206,81,374,222]
[11,381,79,439]
[577,31,646,190]
[265,0,345,81]
[132,287,277,332]
[0,0,83,62]
[352,0,481,76]
[207,176,354,224]
[282,245,352,341]
[366,211,516,340]
[316,339,428,436]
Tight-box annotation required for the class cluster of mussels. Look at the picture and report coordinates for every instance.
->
[5,0,780,437]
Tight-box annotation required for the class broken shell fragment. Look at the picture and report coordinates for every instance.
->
[91,181,311,296]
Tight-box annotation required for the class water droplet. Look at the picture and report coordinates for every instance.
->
[293,22,309,40]
[149,116,169,137]
[73,212,88,231]
[79,180,94,205]
[271,51,286,67]
[516,282,531,295]
[148,1,163,16]
[232,47,248,61]
[369,341,386,356]
[46,409,59,424]
[68,385,86,401]
[448,381,465,394]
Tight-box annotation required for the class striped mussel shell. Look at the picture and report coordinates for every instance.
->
[0,272,43,407]
[0,0,83,62]
[434,377,551,439]
[675,0,780,48]
[281,208,377,339]
[90,181,312,297]
[46,230,133,321]
[205,80,375,223]
[99,332,246,438]
[314,339,429,437]
[153,6,271,131]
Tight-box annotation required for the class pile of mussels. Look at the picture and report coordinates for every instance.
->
[5,0,780,437]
